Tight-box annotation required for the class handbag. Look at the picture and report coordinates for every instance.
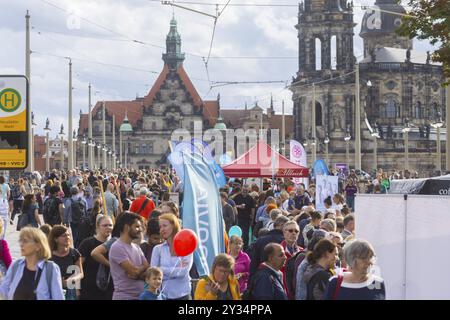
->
[17,213,30,231]
[96,263,111,291]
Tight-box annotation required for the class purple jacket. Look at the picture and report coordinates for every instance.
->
[233,250,250,292]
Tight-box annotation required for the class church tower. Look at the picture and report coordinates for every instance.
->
[291,0,356,163]
[162,16,185,69]
[360,0,413,57]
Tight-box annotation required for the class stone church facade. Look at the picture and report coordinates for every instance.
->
[291,0,446,175]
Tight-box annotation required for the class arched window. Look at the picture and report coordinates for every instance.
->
[315,102,322,126]
[431,102,440,120]
[414,101,421,118]
[331,35,337,70]
[315,38,322,70]
[385,98,398,118]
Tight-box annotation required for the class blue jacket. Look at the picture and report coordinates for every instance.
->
[0,258,64,300]
[252,264,287,300]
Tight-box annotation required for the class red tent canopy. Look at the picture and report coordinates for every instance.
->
[222,140,309,178]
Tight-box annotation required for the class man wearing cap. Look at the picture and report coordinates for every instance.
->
[130,187,156,220]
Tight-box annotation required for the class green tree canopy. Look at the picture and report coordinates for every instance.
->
[398,0,450,82]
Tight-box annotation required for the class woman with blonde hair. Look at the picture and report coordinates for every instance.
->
[195,253,241,300]
[151,213,193,300]
[0,227,64,300]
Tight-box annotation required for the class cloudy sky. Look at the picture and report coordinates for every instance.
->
[0,0,437,136]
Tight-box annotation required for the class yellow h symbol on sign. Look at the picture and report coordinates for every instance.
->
[3,92,16,107]
[0,88,21,112]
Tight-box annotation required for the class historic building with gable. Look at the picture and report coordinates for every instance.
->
[78,18,220,169]
[77,18,293,170]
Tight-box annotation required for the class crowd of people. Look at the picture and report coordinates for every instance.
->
[0,167,386,300]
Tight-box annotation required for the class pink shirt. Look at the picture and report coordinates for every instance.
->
[233,250,251,293]
[0,239,12,269]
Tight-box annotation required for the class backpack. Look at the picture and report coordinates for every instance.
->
[43,197,60,226]
[11,185,22,200]
[70,198,87,224]
[285,249,306,299]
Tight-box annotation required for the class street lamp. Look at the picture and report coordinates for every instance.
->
[44,118,51,173]
[344,130,351,170]
[371,123,381,172]
[302,139,308,167]
[81,135,87,170]
[108,147,113,170]
[324,135,330,165]
[402,118,413,171]
[58,124,65,171]
[431,111,444,173]
[96,142,102,169]
[72,129,77,168]
[31,112,37,172]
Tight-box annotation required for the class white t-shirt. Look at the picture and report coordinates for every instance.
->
[0,183,10,200]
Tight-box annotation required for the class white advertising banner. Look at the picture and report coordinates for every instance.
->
[315,175,338,212]
[290,139,308,187]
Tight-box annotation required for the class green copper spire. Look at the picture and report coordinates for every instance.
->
[162,16,185,69]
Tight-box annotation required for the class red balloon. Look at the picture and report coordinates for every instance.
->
[173,229,198,257]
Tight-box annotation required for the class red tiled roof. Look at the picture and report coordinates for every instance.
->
[221,109,252,128]
[203,100,219,126]
[143,65,170,107]
[79,100,143,134]
[78,63,218,133]
[268,115,294,137]
[176,65,202,109]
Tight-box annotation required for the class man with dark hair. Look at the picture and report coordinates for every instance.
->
[232,185,256,250]
[293,185,311,211]
[251,243,288,300]
[249,215,289,277]
[341,214,355,240]
[42,185,64,226]
[109,212,149,300]
[302,211,322,249]
[220,192,235,232]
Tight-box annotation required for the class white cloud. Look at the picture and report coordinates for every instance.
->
[0,0,440,137]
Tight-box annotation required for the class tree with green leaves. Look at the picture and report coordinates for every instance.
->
[398,0,450,81]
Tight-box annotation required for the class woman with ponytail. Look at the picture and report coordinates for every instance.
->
[302,239,337,300]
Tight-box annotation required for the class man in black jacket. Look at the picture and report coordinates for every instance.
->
[249,215,289,278]
[252,243,288,300]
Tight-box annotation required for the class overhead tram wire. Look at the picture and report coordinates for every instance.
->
[38,0,302,61]
[151,0,414,17]
[31,51,160,74]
